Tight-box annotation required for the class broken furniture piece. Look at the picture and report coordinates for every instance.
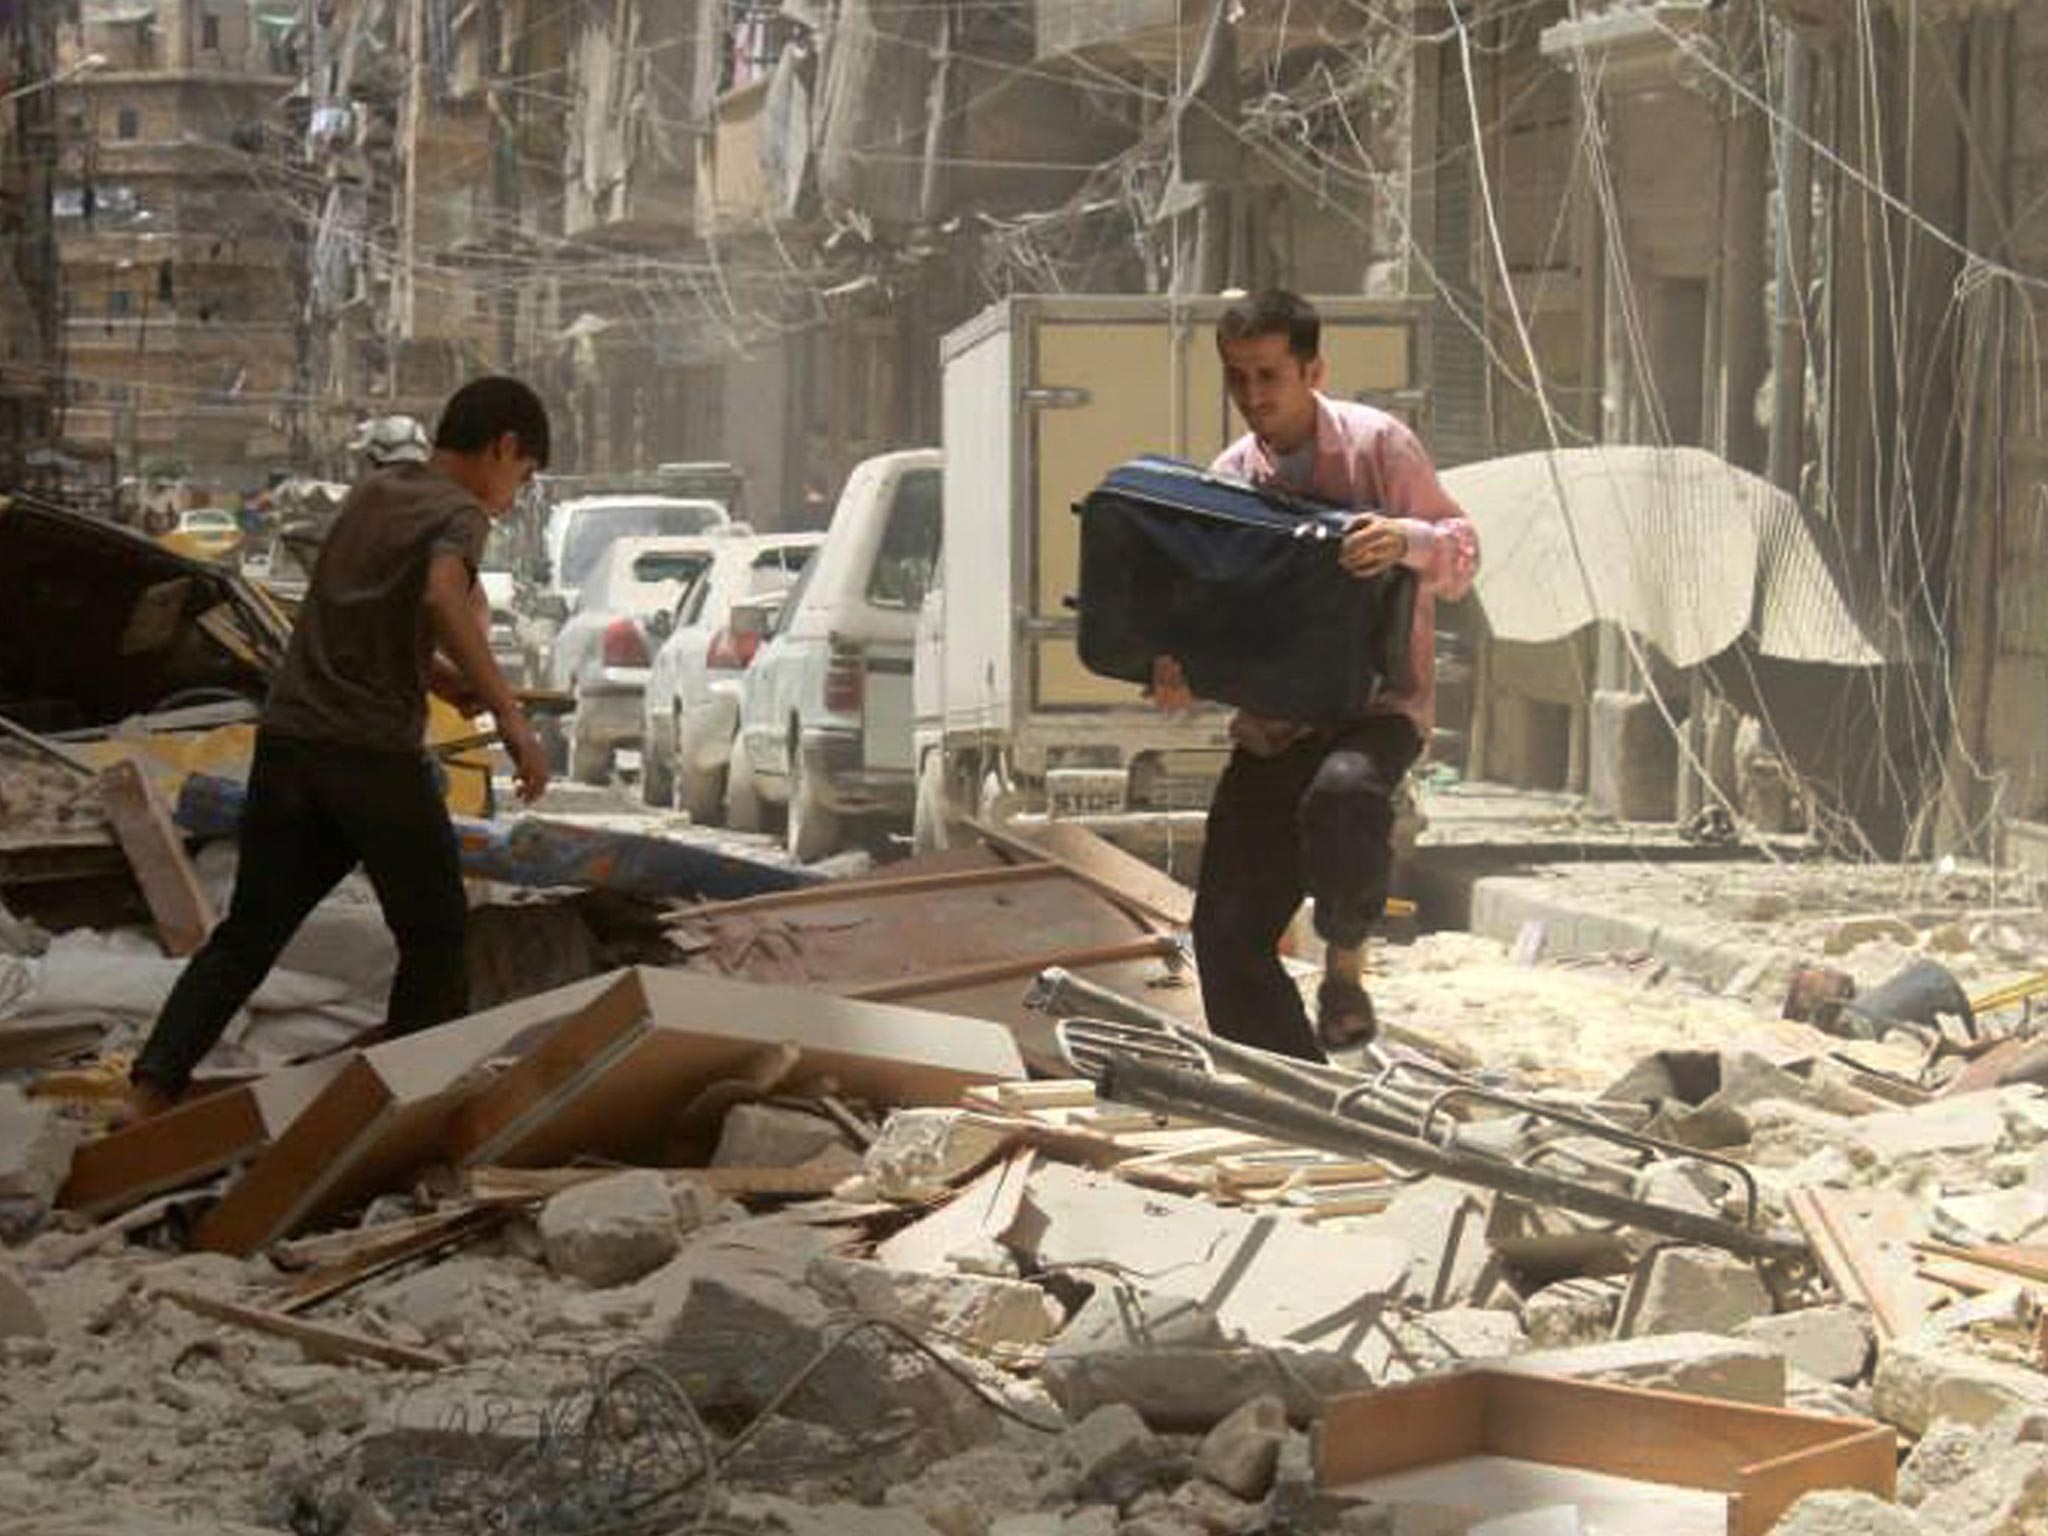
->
[1318,1370,1895,1536]
[1030,969,1807,1265]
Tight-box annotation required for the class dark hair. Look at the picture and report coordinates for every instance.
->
[1217,289,1320,362]
[433,376,551,468]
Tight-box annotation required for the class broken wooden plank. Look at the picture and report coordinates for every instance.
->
[840,935,1179,1003]
[1026,821,1197,929]
[1913,1240,2048,1288]
[98,757,215,955]
[463,1159,855,1205]
[278,1206,507,1314]
[963,816,1187,932]
[61,1055,349,1218]
[192,975,619,1255]
[445,967,1025,1174]
[0,1014,107,1072]
[154,1286,448,1370]
[1790,1187,1942,1341]
[668,860,1064,923]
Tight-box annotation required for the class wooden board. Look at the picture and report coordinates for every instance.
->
[1318,1370,1896,1536]
[444,967,1025,1173]
[1789,1187,1943,1341]
[155,1286,447,1371]
[194,975,618,1255]
[60,1056,349,1218]
[97,758,215,955]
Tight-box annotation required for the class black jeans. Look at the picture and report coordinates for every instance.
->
[1191,714,1422,1063]
[132,730,469,1096]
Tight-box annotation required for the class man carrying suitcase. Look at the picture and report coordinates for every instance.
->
[1154,290,1478,1061]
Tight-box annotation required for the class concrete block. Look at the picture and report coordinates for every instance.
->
[712,1103,848,1169]
[1874,1341,2048,1437]
[1195,1394,1288,1500]
[1588,690,1677,824]
[537,1169,682,1289]
[1627,1247,1773,1338]
[1738,1306,1873,1386]
[1914,1444,2048,1536]
[1902,1420,1996,1507]
[1503,1331,1785,1405]
[1852,1093,2014,1162]
[1053,1403,1164,1500]
[1765,1491,1925,1536]
[1523,1276,1627,1348]
[1364,1179,1494,1307]
[809,1255,1061,1350]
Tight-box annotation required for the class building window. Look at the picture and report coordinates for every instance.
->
[202,13,221,51]
[109,291,132,317]
[116,107,139,140]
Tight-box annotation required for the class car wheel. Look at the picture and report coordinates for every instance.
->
[786,743,840,863]
[568,722,610,785]
[675,722,726,826]
[724,735,765,833]
[640,711,676,807]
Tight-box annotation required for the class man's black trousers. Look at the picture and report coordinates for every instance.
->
[132,730,469,1096]
[1191,715,1421,1063]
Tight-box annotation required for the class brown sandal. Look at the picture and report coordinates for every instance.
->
[1317,975,1378,1051]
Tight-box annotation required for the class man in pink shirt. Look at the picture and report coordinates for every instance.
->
[1154,290,1478,1061]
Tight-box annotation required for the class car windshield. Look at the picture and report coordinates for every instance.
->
[560,501,724,588]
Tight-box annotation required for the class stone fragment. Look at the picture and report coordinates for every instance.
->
[713,1104,848,1169]
[662,1244,998,1453]
[1765,1490,1924,1536]
[1823,915,1918,954]
[1390,1306,1527,1373]
[0,1084,78,1207]
[987,1519,1062,1536]
[1118,1515,1205,1536]
[1738,1306,1872,1386]
[1167,1479,1264,1534]
[1522,1277,1625,1348]
[0,1252,46,1340]
[1901,1419,1991,1506]
[1627,1248,1773,1338]
[863,1110,1010,1202]
[1195,1394,1287,1500]
[1853,1094,2011,1162]
[1052,1403,1164,1502]
[1061,1511,1117,1536]
[1043,1345,1366,1433]
[1873,1342,2048,1436]
[1914,1445,2048,1536]
[1362,1179,1494,1307]
[536,1169,684,1289]
[1504,1332,1785,1405]
[887,1445,1045,1536]
[810,1255,1061,1349]
[1056,1285,1228,1353]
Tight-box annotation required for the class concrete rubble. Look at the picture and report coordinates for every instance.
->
[7,845,2048,1533]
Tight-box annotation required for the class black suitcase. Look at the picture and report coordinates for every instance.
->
[1074,455,1415,726]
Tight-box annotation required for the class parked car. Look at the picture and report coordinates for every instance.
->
[518,493,732,682]
[640,532,823,814]
[729,449,941,860]
[159,507,244,564]
[548,535,720,783]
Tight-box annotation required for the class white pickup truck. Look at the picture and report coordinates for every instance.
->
[914,294,1428,871]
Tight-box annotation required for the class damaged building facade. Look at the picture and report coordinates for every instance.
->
[0,0,67,489]
[252,0,2048,860]
[51,1,300,491]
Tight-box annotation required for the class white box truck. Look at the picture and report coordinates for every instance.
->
[915,294,1427,871]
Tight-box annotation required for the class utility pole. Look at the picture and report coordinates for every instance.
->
[395,0,425,372]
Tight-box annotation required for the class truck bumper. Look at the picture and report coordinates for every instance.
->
[802,727,912,816]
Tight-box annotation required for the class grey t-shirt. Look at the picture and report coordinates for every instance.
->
[262,464,488,752]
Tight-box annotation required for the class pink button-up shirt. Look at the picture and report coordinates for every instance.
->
[1210,392,1479,747]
